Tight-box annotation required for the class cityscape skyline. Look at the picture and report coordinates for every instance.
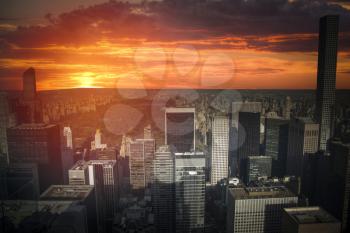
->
[1,1,350,233]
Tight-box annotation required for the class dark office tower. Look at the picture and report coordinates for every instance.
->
[20,68,42,123]
[5,163,40,200]
[245,156,272,183]
[7,124,63,193]
[165,108,195,153]
[320,140,350,232]
[237,111,260,177]
[175,152,206,233]
[0,92,16,163]
[87,160,118,233]
[129,139,155,191]
[265,117,290,177]
[286,118,319,178]
[315,15,339,152]
[152,145,175,233]
[231,102,262,176]
[282,207,341,233]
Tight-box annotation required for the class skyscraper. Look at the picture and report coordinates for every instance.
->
[129,138,155,191]
[245,156,272,183]
[265,117,290,177]
[175,152,206,233]
[315,15,339,152]
[19,67,42,123]
[211,115,230,185]
[237,108,261,177]
[286,118,319,178]
[283,96,292,120]
[63,126,73,149]
[87,160,118,233]
[152,145,175,233]
[226,182,298,233]
[165,108,195,153]
[7,123,63,192]
[69,160,90,185]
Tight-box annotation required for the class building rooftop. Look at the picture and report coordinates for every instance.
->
[284,207,340,224]
[40,185,94,201]
[9,123,57,130]
[165,107,195,113]
[70,160,88,170]
[294,117,316,124]
[86,159,116,166]
[229,182,296,199]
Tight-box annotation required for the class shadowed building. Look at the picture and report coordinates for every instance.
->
[315,15,339,152]
[165,108,195,153]
[282,206,340,233]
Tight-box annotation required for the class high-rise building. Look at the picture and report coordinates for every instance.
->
[231,102,262,175]
[318,140,350,232]
[237,109,261,177]
[144,124,153,139]
[226,182,298,233]
[175,152,206,233]
[245,156,272,183]
[92,129,107,150]
[129,139,155,191]
[152,145,175,233]
[40,185,97,233]
[315,15,339,152]
[282,207,341,233]
[87,160,118,233]
[211,115,230,185]
[286,118,319,177]
[165,108,195,153]
[0,92,15,162]
[19,67,42,123]
[69,160,90,185]
[283,96,292,120]
[7,123,63,192]
[63,126,73,149]
[265,117,290,177]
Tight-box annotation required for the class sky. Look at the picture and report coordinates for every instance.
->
[0,0,350,90]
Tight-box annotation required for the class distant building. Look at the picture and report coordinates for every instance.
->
[175,152,206,233]
[165,108,195,153]
[7,123,63,192]
[286,118,319,177]
[0,92,16,162]
[265,117,290,177]
[18,67,43,123]
[92,129,107,150]
[152,145,175,233]
[245,156,272,183]
[144,124,153,139]
[129,139,155,191]
[282,206,341,233]
[315,15,339,152]
[283,96,292,120]
[226,182,298,233]
[69,160,90,185]
[63,126,73,149]
[211,115,230,185]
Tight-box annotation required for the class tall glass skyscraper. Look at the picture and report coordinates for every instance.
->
[165,108,195,153]
[315,15,339,152]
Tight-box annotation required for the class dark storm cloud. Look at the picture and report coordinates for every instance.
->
[0,0,350,52]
